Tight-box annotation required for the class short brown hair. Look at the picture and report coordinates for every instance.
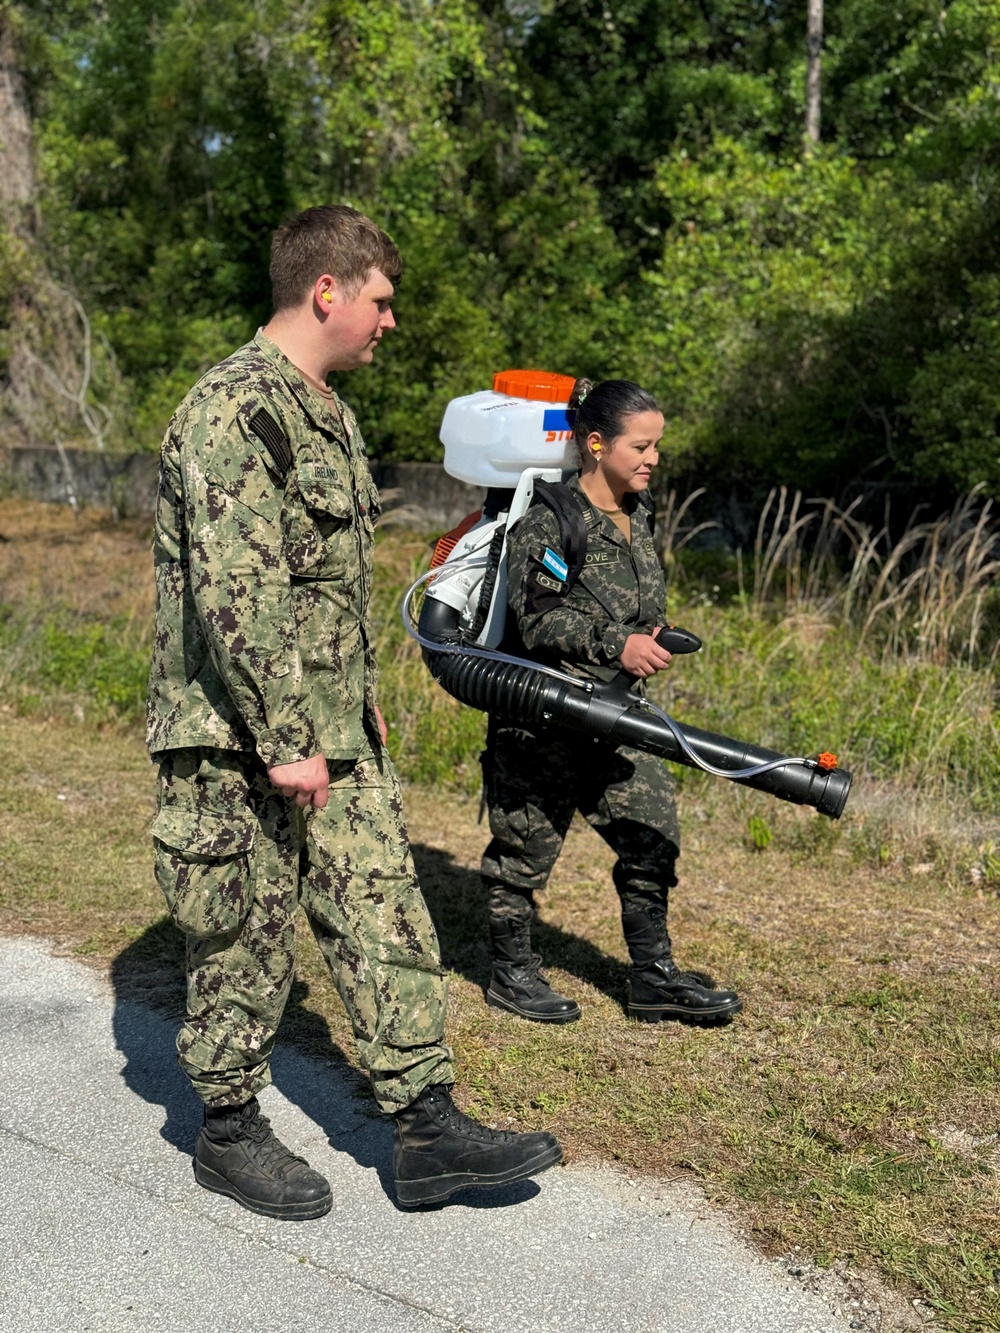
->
[269,205,402,311]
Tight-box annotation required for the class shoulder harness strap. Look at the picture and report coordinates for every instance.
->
[636,487,655,533]
[248,407,293,482]
[532,479,588,594]
[468,523,508,640]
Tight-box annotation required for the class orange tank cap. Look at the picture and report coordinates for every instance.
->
[493,369,576,402]
[816,752,838,772]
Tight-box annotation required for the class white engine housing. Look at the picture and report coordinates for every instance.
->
[424,466,571,648]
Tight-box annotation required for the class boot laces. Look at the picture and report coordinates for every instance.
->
[677,968,716,989]
[529,951,549,980]
[430,1091,514,1143]
[240,1107,307,1174]
[639,957,718,992]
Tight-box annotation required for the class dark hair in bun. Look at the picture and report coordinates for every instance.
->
[568,378,660,464]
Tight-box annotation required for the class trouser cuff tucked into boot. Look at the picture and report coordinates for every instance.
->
[393,1083,562,1207]
[486,914,581,1024]
[621,910,743,1026]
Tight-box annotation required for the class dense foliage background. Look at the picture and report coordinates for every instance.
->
[2,0,1000,498]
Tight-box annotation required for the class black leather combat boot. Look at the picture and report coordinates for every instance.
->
[622,910,743,1025]
[194,1098,333,1220]
[393,1084,563,1208]
[486,916,581,1023]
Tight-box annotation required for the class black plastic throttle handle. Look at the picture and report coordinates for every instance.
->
[655,625,702,655]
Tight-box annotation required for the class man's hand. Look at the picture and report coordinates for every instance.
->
[375,705,388,748]
[267,753,330,809]
[620,627,673,680]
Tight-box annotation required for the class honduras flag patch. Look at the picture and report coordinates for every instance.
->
[542,547,569,582]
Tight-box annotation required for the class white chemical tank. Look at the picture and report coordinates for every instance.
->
[440,369,578,488]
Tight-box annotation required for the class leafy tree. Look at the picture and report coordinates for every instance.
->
[1,0,998,501]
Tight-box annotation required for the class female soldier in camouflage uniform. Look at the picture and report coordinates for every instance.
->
[480,379,743,1027]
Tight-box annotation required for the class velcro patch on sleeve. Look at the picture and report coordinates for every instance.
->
[525,551,571,613]
[536,572,564,592]
[248,408,293,481]
[542,547,569,582]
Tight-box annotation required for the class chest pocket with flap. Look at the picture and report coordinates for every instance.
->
[283,473,356,580]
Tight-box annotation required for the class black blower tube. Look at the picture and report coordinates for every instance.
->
[418,597,852,819]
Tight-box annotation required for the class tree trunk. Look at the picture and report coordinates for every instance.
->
[805,0,823,145]
[0,4,36,231]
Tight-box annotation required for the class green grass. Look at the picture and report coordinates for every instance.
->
[366,532,1000,818]
[0,605,151,724]
[656,607,1000,809]
[3,519,996,810]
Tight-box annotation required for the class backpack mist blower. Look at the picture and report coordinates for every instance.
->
[401,370,852,820]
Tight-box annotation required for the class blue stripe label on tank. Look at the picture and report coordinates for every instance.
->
[542,409,574,432]
[542,547,569,581]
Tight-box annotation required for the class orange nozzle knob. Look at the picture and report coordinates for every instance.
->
[816,752,837,772]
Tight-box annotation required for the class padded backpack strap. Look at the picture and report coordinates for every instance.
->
[531,480,588,594]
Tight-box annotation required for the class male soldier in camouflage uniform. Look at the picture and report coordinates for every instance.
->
[480,379,743,1028]
[148,204,561,1217]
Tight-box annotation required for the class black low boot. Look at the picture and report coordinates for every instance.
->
[393,1084,563,1208]
[486,916,581,1023]
[622,910,743,1026]
[194,1097,333,1220]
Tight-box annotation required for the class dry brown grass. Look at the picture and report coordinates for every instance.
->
[745,486,1000,665]
[1,497,999,1331]
[1,713,998,1329]
[0,498,153,617]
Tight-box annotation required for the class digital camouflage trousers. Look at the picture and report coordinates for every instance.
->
[152,745,453,1113]
[480,722,681,938]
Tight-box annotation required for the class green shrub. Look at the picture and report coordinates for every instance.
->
[1,607,149,724]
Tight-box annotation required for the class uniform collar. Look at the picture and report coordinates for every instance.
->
[253,330,352,442]
[567,471,634,547]
[566,472,600,525]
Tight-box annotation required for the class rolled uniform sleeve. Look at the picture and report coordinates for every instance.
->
[182,431,316,769]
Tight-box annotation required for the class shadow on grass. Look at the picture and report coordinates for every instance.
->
[410,841,629,1006]
[108,915,543,1211]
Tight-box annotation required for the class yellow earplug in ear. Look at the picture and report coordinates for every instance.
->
[321,291,333,303]
[591,444,601,454]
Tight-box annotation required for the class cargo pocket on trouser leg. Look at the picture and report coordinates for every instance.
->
[152,807,256,940]
[301,754,453,1110]
[151,766,294,1107]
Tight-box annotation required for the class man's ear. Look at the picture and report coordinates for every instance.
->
[314,275,338,308]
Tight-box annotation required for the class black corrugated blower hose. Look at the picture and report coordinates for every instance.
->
[407,578,852,820]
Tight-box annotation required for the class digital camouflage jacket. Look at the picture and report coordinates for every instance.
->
[147,331,381,767]
[505,471,665,684]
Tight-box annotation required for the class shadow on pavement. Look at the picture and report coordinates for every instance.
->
[109,916,544,1212]
[410,841,629,1006]
[110,918,365,1159]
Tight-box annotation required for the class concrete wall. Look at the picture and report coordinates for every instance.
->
[2,445,485,533]
[2,445,946,551]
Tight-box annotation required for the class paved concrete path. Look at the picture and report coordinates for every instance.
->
[0,936,849,1333]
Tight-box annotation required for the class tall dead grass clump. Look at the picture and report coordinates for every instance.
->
[745,486,1000,665]
[654,486,719,568]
